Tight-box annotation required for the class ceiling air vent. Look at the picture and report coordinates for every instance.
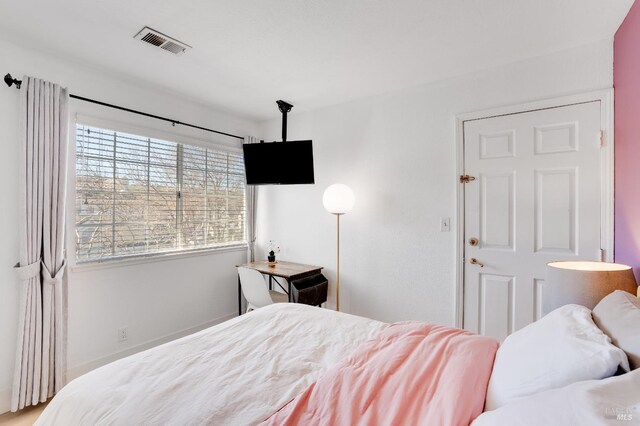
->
[134,27,191,55]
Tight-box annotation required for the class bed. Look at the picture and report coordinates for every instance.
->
[36,290,639,426]
[36,304,386,425]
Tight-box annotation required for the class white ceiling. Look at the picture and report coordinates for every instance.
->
[0,0,633,121]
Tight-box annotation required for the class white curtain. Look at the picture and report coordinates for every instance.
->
[12,76,69,411]
[244,136,259,262]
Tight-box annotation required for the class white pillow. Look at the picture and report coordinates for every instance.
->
[593,290,640,370]
[484,304,629,411]
[474,369,640,425]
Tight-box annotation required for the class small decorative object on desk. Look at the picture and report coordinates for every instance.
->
[267,240,281,266]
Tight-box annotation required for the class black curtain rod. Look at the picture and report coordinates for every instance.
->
[3,73,244,140]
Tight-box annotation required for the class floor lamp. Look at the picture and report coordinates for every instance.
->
[323,184,355,311]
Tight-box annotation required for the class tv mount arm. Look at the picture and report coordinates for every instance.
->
[276,100,293,142]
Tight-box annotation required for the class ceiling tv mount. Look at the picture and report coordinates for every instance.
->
[275,99,293,142]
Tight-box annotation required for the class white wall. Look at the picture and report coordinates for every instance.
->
[257,39,614,326]
[0,38,258,412]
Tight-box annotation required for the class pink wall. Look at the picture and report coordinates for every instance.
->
[615,0,640,280]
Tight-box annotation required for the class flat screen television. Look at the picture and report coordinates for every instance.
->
[242,140,314,185]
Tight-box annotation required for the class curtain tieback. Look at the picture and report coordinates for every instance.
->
[13,259,42,280]
[42,261,67,286]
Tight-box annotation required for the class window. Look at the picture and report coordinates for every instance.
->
[75,124,246,263]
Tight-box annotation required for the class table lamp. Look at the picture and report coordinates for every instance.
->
[544,261,638,315]
[323,184,355,311]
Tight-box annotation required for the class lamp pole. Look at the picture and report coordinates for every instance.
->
[323,183,354,312]
[336,213,341,311]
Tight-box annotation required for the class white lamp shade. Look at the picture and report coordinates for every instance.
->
[544,261,638,314]
[323,184,354,215]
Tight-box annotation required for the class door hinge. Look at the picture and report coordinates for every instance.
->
[599,130,604,147]
[460,175,476,184]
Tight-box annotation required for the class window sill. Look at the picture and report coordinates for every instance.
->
[70,243,248,273]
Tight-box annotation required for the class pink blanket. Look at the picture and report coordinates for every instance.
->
[263,322,498,426]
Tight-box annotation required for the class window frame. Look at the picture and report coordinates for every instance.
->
[70,115,248,268]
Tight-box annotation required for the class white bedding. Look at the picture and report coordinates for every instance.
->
[473,369,640,425]
[36,304,387,426]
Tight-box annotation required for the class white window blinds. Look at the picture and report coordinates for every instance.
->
[75,124,246,263]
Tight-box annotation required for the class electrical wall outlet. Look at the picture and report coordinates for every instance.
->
[118,326,128,342]
[440,217,451,232]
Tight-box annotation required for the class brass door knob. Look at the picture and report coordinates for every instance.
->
[470,258,484,267]
[468,237,479,246]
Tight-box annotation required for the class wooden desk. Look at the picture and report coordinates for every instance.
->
[237,261,323,315]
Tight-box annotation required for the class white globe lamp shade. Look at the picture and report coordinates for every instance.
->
[323,184,355,215]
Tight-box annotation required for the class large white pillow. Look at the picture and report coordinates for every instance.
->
[484,304,629,411]
[474,369,640,425]
[592,290,640,370]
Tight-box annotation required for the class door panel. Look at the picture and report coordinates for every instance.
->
[534,122,577,154]
[463,101,601,341]
[480,172,514,250]
[479,273,514,342]
[534,168,576,254]
[480,130,515,159]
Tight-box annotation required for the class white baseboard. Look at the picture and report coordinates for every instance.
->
[0,312,236,415]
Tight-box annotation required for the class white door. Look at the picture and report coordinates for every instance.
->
[463,101,602,341]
